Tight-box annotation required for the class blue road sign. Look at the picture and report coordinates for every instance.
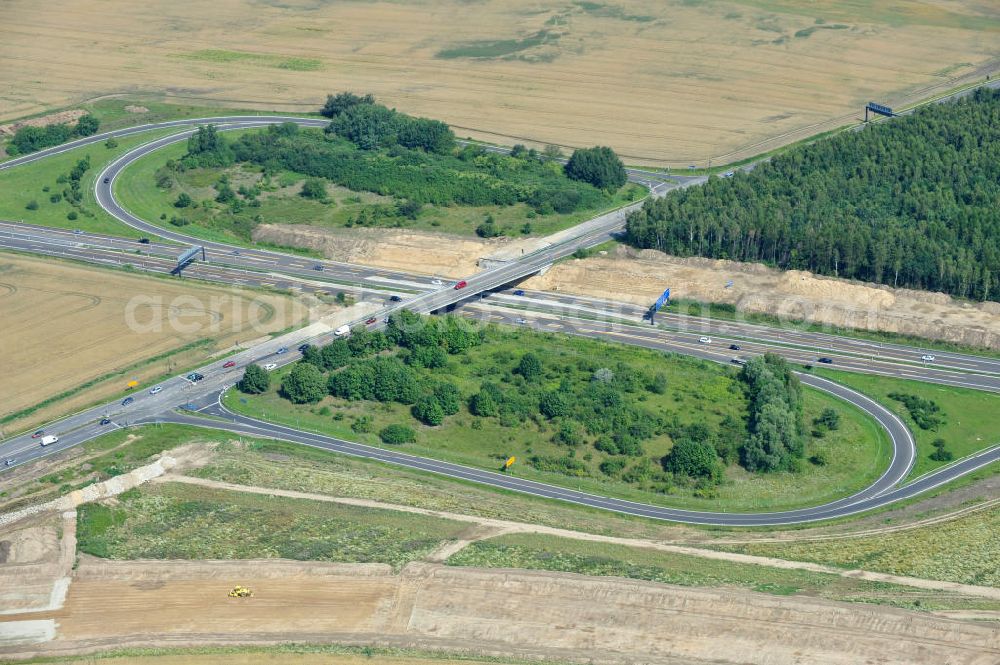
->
[653,288,671,312]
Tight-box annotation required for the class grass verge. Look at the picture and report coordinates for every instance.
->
[447,532,999,611]
[77,481,467,569]
[713,504,1000,587]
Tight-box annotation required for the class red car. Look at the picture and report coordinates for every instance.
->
[31,430,44,439]
[365,317,377,325]
[223,360,236,368]
[454,280,468,290]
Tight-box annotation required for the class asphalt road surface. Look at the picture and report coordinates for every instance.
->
[1,117,997,525]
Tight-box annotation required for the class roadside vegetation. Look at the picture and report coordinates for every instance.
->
[714,505,1000,587]
[77,481,467,569]
[626,89,1000,301]
[117,94,642,242]
[5,113,100,156]
[811,368,1000,478]
[0,128,182,235]
[446,532,996,611]
[225,313,888,512]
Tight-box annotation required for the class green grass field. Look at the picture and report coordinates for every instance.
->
[77,481,467,569]
[812,368,1000,478]
[715,505,1000,587]
[446,532,998,610]
[0,129,182,235]
[224,327,890,513]
[112,127,645,242]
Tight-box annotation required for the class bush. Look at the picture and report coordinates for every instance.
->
[564,146,627,190]
[351,415,373,434]
[663,437,720,479]
[929,438,954,462]
[475,218,502,238]
[814,407,840,431]
[321,91,375,118]
[300,177,328,200]
[49,193,62,203]
[515,352,542,381]
[25,200,39,210]
[380,424,416,445]
[412,395,445,426]
[66,211,78,221]
[889,392,945,431]
[237,363,270,394]
[105,138,118,149]
[174,192,192,208]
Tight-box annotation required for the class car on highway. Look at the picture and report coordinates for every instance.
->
[729,344,741,351]
[389,295,403,302]
[699,336,712,344]
[31,430,45,439]
[513,289,525,296]
[515,317,527,325]
[263,363,278,371]
[73,229,83,235]
[366,317,377,325]
[121,397,134,406]
[231,249,241,256]
[149,386,163,395]
[731,357,747,365]
[186,372,204,382]
[818,357,833,364]
[722,171,735,178]
[276,347,288,355]
[99,418,112,426]
[334,325,350,337]
[921,354,936,362]
[431,278,443,285]
[103,177,110,184]
[138,237,150,244]
[298,344,311,353]
[313,264,324,271]
[40,435,58,446]
[4,459,13,467]
[454,280,468,290]
[223,360,236,368]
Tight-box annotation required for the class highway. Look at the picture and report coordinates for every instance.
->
[1,118,997,526]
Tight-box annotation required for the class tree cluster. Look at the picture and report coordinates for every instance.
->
[564,146,627,190]
[625,89,1000,301]
[7,114,99,156]
[322,96,456,155]
[888,392,945,431]
[738,354,805,472]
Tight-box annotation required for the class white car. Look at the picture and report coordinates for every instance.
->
[514,318,527,325]
[921,354,936,362]
[699,336,712,344]
[149,386,163,395]
[431,278,443,285]
[263,363,278,371]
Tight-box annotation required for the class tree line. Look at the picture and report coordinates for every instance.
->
[625,89,1000,301]
[7,114,100,156]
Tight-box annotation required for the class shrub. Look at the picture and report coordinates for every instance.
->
[380,424,416,445]
[25,200,39,210]
[814,407,841,431]
[929,438,954,462]
[174,192,192,208]
[351,415,373,434]
[66,211,78,221]
[412,395,445,426]
[663,438,721,479]
[281,363,327,404]
[300,177,328,200]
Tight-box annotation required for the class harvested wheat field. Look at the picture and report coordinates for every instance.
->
[0,254,307,428]
[1,0,998,165]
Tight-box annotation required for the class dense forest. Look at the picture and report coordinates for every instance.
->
[625,89,1000,301]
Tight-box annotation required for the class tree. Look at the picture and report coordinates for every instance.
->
[75,114,100,137]
[814,407,840,431]
[300,177,328,200]
[380,424,415,445]
[516,352,542,381]
[237,363,270,394]
[433,382,462,415]
[663,437,720,479]
[930,438,954,462]
[475,216,502,238]
[564,146,626,190]
[470,388,499,417]
[412,395,445,426]
[321,92,375,118]
[174,192,192,208]
[281,362,327,404]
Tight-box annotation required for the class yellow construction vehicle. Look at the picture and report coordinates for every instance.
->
[228,585,253,598]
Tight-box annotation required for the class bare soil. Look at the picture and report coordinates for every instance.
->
[1,1,997,166]
[526,246,1000,348]
[2,559,998,664]
[0,254,309,430]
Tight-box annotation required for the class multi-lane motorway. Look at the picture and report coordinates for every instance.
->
[1,117,997,526]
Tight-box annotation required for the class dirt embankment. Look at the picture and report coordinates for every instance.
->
[254,225,1000,349]
[0,110,88,136]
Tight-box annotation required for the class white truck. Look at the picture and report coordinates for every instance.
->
[334,325,350,337]
[40,435,59,446]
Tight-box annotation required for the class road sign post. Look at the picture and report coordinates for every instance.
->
[647,288,671,325]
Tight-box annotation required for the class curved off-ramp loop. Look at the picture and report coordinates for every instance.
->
[4,115,995,525]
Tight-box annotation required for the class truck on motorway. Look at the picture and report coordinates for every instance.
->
[40,435,59,446]
[335,325,350,337]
